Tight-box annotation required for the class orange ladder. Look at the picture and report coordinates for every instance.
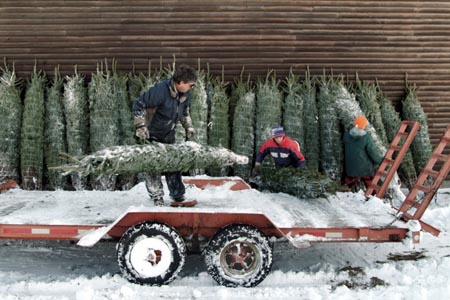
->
[365,121,420,198]
[397,124,450,236]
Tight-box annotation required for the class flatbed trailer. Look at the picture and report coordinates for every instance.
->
[0,177,437,287]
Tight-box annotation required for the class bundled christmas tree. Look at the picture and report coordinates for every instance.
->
[377,82,416,188]
[21,64,46,190]
[401,78,432,174]
[207,68,230,176]
[261,166,345,199]
[88,61,120,190]
[282,68,304,149]
[57,142,248,176]
[113,61,136,190]
[317,72,343,181]
[301,67,320,171]
[255,70,283,159]
[354,73,388,145]
[231,71,256,180]
[128,61,158,106]
[189,61,208,146]
[63,66,89,190]
[0,61,22,185]
[45,67,67,190]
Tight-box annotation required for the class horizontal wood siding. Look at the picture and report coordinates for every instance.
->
[1,0,450,146]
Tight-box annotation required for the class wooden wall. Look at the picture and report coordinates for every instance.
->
[1,0,450,145]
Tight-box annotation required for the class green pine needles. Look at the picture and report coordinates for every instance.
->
[207,69,230,176]
[57,142,248,176]
[355,74,388,146]
[255,70,283,159]
[45,67,67,190]
[231,71,256,179]
[63,66,89,190]
[301,67,320,171]
[283,68,304,150]
[261,166,345,199]
[401,79,433,174]
[0,61,22,184]
[21,64,46,190]
[317,73,343,181]
[377,83,416,188]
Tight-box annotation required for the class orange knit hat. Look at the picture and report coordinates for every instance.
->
[354,115,368,129]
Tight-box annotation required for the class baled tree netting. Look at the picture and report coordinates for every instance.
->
[45,67,67,190]
[301,67,320,171]
[113,62,136,190]
[255,70,283,162]
[21,65,46,190]
[0,62,22,185]
[282,68,305,150]
[354,74,388,146]
[261,166,345,199]
[88,62,119,190]
[377,82,416,188]
[57,142,248,176]
[317,73,343,181]
[188,63,209,176]
[207,69,230,176]
[63,67,89,190]
[231,72,256,180]
[401,79,433,175]
[189,61,208,146]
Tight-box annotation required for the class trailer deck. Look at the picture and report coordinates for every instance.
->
[0,177,409,244]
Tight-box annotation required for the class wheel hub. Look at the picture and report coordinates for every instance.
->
[222,241,259,275]
[147,249,162,266]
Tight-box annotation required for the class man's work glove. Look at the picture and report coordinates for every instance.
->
[186,127,195,140]
[251,162,262,177]
[136,126,149,140]
[134,116,149,140]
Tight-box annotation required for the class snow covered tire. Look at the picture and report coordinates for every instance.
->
[204,224,273,287]
[117,221,186,285]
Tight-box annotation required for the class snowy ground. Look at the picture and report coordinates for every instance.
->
[0,180,449,300]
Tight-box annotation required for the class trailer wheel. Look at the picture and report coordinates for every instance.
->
[204,224,273,287]
[117,222,186,285]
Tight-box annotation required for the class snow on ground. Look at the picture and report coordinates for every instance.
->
[0,179,450,299]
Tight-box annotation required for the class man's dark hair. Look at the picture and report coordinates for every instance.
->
[173,64,198,84]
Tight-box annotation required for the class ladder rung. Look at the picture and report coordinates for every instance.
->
[367,184,379,191]
[397,132,409,138]
[416,185,432,193]
[383,158,395,164]
[432,153,449,161]
[425,169,440,178]
[404,200,421,209]
[390,145,402,151]
[376,171,389,178]
[442,136,450,143]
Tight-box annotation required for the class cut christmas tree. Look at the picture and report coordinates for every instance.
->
[301,67,320,171]
[261,166,346,199]
[0,61,22,185]
[21,64,46,190]
[377,82,416,188]
[401,78,432,175]
[57,142,248,176]
[88,60,120,190]
[45,67,67,190]
[207,67,230,176]
[231,70,256,180]
[282,68,304,149]
[63,66,89,190]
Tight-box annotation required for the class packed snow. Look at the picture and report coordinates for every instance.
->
[0,178,450,299]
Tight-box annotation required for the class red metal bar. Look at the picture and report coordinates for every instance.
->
[0,224,101,240]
